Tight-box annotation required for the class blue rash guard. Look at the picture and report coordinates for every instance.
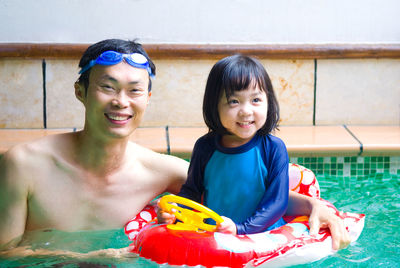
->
[178,132,289,235]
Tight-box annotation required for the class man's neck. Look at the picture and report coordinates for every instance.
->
[73,130,131,177]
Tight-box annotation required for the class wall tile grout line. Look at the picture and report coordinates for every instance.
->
[42,59,47,129]
[312,59,317,126]
[165,125,171,155]
[343,124,363,156]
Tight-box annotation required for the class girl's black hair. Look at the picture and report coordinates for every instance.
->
[77,39,156,93]
[203,54,279,136]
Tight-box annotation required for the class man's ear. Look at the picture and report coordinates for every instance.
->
[74,82,85,103]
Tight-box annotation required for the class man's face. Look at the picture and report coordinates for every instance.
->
[77,61,151,140]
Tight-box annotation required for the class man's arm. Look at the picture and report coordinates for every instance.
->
[286,191,351,250]
[155,153,189,194]
[0,148,29,250]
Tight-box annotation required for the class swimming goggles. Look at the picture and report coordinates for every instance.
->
[79,50,154,77]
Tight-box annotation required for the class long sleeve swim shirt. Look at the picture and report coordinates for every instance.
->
[178,132,289,235]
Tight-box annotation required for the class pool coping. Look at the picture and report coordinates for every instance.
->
[0,125,398,157]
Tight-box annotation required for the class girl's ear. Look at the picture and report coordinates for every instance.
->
[74,82,85,103]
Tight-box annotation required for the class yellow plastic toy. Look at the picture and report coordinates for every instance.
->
[159,195,224,232]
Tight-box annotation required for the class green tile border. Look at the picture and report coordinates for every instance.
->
[1,153,398,178]
[290,155,400,178]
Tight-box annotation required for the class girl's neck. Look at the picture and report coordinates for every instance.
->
[220,133,257,148]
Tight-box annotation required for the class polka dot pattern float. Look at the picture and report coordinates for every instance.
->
[124,164,365,267]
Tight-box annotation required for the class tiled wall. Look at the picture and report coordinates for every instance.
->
[0,58,399,128]
[290,156,400,177]
[316,59,400,125]
[0,59,44,128]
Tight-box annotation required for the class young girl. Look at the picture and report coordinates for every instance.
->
[159,55,288,235]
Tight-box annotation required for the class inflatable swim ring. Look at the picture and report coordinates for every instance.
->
[124,163,365,267]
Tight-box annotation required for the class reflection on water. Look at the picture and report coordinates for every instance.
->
[0,229,146,267]
[20,228,130,253]
[1,174,399,267]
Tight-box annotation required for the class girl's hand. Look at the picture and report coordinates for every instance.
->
[309,200,351,250]
[156,199,176,224]
[216,216,237,235]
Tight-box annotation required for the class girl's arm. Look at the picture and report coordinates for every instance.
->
[158,137,209,223]
[178,137,212,202]
[287,191,351,250]
[216,216,236,234]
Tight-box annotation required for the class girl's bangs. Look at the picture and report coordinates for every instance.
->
[222,63,265,98]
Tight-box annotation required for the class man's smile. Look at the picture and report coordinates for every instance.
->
[105,113,133,124]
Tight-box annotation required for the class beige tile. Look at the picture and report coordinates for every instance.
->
[46,59,85,128]
[142,59,213,127]
[7,58,397,130]
[0,59,43,128]
[316,59,400,125]
[347,125,400,155]
[262,59,315,126]
[142,59,314,127]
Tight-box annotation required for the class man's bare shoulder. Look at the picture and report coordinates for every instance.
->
[0,133,76,232]
[126,141,189,194]
[1,133,75,175]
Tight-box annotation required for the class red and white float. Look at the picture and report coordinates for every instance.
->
[124,164,365,267]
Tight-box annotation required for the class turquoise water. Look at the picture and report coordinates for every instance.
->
[1,173,399,268]
[294,173,400,268]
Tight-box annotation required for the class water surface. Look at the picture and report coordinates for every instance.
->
[1,173,399,267]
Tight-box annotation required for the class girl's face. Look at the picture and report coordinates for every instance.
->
[217,84,268,148]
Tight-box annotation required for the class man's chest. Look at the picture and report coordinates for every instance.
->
[25,171,157,231]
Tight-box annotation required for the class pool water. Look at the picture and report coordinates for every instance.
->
[1,173,399,268]
[293,172,400,268]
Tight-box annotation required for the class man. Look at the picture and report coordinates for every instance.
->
[0,39,349,253]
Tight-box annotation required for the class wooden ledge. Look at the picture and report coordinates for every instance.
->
[1,43,400,59]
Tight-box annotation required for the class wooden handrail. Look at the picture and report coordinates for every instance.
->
[0,43,399,59]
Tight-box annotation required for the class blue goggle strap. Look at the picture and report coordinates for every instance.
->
[79,53,154,77]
